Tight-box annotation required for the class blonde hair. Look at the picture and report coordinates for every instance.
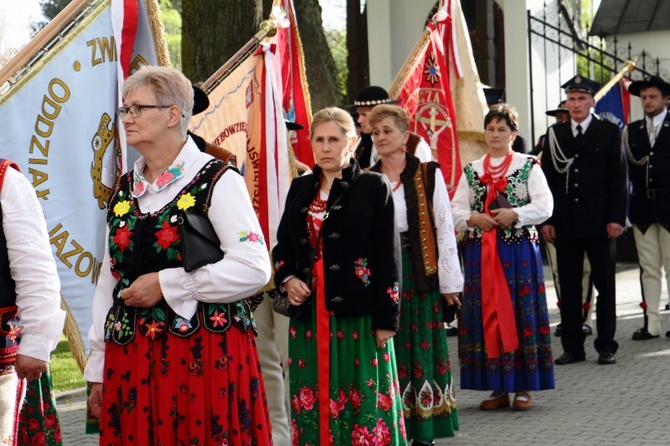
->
[310,107,357,141]
[367,104,409,133]
[123,66,194,135]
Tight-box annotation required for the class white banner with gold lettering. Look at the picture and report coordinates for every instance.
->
[0,0,158,348]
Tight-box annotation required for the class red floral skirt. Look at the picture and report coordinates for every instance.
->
[100,326,272,445]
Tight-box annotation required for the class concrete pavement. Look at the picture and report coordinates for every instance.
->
[57,262,670,445]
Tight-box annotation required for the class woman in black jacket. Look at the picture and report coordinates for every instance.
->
[272,107,407,445]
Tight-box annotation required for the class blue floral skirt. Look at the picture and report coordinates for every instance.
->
[459,237,555,392]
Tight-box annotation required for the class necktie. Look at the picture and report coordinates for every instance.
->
[649,123,657,146]
[576,124,583,140]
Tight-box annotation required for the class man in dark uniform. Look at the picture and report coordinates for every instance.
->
[624,75,670,341]
[541,75,628,365]
[535,101,595,336]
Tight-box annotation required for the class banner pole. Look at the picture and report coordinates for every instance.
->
[201,20,278,93]
[594,60,635,103]
[0,0,92,86]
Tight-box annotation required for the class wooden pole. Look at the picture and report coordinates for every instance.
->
[0,0,91,86]
[201,20,278,93]
[594,60,636,103]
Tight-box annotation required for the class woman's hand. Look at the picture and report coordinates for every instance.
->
[89,382,103,418]
[284,277,311,306]
[374,329,396,348]
[491,208,519,229]
[121,273,163,308]
[442,293,461,307]
[467,212,498,231]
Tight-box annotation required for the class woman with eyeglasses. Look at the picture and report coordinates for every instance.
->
[83,66,273,444]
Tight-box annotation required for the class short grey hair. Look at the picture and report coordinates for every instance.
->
[122,66,193,135]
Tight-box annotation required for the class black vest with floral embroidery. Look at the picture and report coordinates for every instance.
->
[461,157,540,244]
[103,159,253,345]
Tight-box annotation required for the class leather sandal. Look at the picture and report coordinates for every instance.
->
[479,391,510,410]
[512,391,533,411]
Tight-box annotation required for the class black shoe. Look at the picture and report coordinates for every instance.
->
[665,303,670,311]
[445,326,458,337]
[582,323,593,335]
[554,352,585,365]
[554,323,562,337]
[666,330,670,338]
[598,352,616,365]
[632,328,659,341]
[412,442,435,446]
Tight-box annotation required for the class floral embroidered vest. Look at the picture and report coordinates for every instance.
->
[461,157,540,244]
[103,159,253,345]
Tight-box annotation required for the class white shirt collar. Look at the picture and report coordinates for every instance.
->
[647,109,668,129]
[571,114,593,136]
[132,136,201,198]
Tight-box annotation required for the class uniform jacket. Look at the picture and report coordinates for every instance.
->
[625,113,670,225]
[272,160,402,332]
[542,116,628,238]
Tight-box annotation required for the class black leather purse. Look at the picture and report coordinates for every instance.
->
[178,211,224,272]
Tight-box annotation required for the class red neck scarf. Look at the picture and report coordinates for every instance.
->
[478,152,519,358]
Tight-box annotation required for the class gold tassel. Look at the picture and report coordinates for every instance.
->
[60,295,88,373]
[143,0,171,67]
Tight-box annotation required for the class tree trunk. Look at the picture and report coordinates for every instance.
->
[182,0,262,83]
[346,0,368,103]
[294,0,342,111]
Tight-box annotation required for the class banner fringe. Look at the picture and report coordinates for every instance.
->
[144,0,171,67]
[60,295,87,373]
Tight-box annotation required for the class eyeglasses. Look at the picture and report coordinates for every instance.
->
[118,104,173,118]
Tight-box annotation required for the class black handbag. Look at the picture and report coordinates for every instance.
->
[178,211,224,272]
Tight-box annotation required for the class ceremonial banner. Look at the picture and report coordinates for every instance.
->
[595,78,631,130]
[389,3,462,191]
[0,0,160,348]
[449,0,488,167]
[271,0,313,166]
[189,45,289,249]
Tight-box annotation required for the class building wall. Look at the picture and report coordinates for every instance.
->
[367,0,436,88]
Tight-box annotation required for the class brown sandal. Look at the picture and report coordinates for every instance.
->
[512,391,533,411]
[479,391,510,410]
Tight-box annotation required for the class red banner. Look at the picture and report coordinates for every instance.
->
[392,7,462,192]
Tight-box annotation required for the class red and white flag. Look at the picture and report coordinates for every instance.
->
[189,44,290,250]
[270,0,313,166]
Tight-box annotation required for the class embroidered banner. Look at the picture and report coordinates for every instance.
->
[390,3,462,191]
[189,44,290,250]
[594,78,631,130]
[0,0,159,347]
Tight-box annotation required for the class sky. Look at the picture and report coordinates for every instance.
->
[0,0,44,52]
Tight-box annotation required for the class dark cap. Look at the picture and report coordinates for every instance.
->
[483,87,505,105]
[346,86,400,108]
[285,120,304,131]
[546,100,568,117]
[561,75,600,95]
[628,75,670,97]
[192,85,210,116]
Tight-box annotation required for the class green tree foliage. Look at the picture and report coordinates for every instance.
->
[40,0,73,20]
[159,0,182,70]
[325,27,348,98]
